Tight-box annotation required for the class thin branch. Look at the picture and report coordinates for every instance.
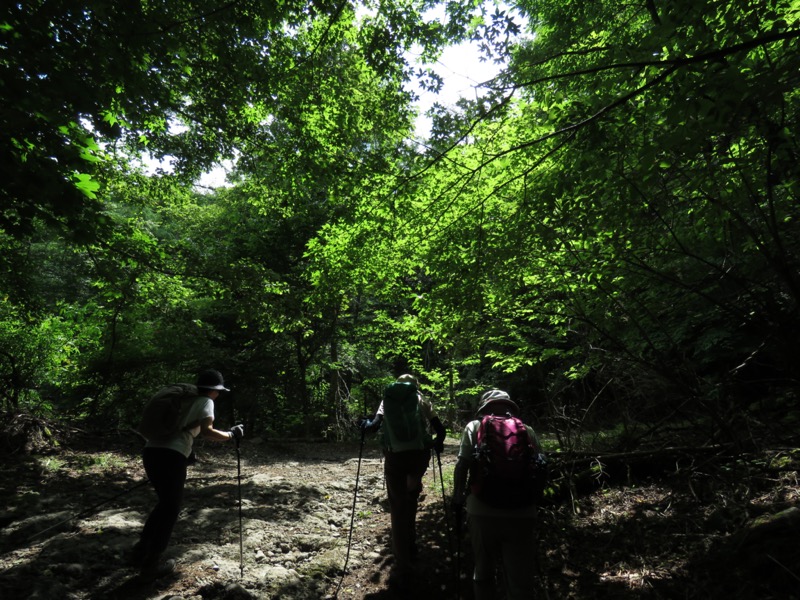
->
[512,29,800,90]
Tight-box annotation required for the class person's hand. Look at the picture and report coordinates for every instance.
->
[433,437,444,455]
[229,424,244,441]
[359,414,382,434]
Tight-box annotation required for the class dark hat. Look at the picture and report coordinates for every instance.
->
[196,369,230,391]
[476,389,519,416]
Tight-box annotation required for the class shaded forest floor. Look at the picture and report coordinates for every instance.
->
[1,421,800,599]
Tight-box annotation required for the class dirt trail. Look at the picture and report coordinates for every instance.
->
[2,432,799,599]
[0,435,458,599]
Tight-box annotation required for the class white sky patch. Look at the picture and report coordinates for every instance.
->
[410,42,504,139]
[141,151,232,192]
[408,2,526,139]
[196,159,233,190]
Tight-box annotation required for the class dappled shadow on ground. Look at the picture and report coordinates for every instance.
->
[534,466,800,600]
[1,428,799,599]
[342,447,800,600]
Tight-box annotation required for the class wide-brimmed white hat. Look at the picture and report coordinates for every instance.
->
[476,389,519,416]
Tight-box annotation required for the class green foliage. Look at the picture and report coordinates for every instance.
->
[2,0,798,454]
[373,0,800,446]
[0,296,101,414]
[0,0,460,239]
[37,457,65,473]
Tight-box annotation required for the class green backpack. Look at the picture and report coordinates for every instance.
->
[380,382,430,452]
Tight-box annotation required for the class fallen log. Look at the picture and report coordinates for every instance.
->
[541,444,793,505]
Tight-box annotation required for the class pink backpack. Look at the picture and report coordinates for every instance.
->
[470,414,546,508]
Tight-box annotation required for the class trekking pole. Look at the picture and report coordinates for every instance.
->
[435,450,458,594]
[235,436,244,578]
[333,424,366,599]
[436,450,447,516]
[28,479,150,543]
[455,504,463,599]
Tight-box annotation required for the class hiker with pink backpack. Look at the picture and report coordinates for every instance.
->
[452,389,548,600]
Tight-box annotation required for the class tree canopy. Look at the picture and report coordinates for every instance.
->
[1,0,799,450]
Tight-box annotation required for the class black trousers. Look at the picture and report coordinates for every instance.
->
[384,449,430,576]
[140,447,188,560]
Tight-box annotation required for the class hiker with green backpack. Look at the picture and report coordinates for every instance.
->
[360,373,447,592]
[131,369,245,581]
[451,389,547,600]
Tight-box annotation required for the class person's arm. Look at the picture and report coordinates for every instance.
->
[198,416,239,442]
[417,396,446,453]
[451,424,474,507]
[430,416,446,454]
[360,413,383,433]
[452,457,470,505]
[527,425,541,446]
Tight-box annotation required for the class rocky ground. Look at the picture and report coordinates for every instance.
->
[1,426,799,599]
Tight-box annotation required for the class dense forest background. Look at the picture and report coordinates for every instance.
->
[2,0,799,454]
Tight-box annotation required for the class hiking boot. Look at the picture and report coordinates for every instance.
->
[410,542,418,561]
[139,558,176,582]
[126,541,147,567]
[388,570,412,593]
